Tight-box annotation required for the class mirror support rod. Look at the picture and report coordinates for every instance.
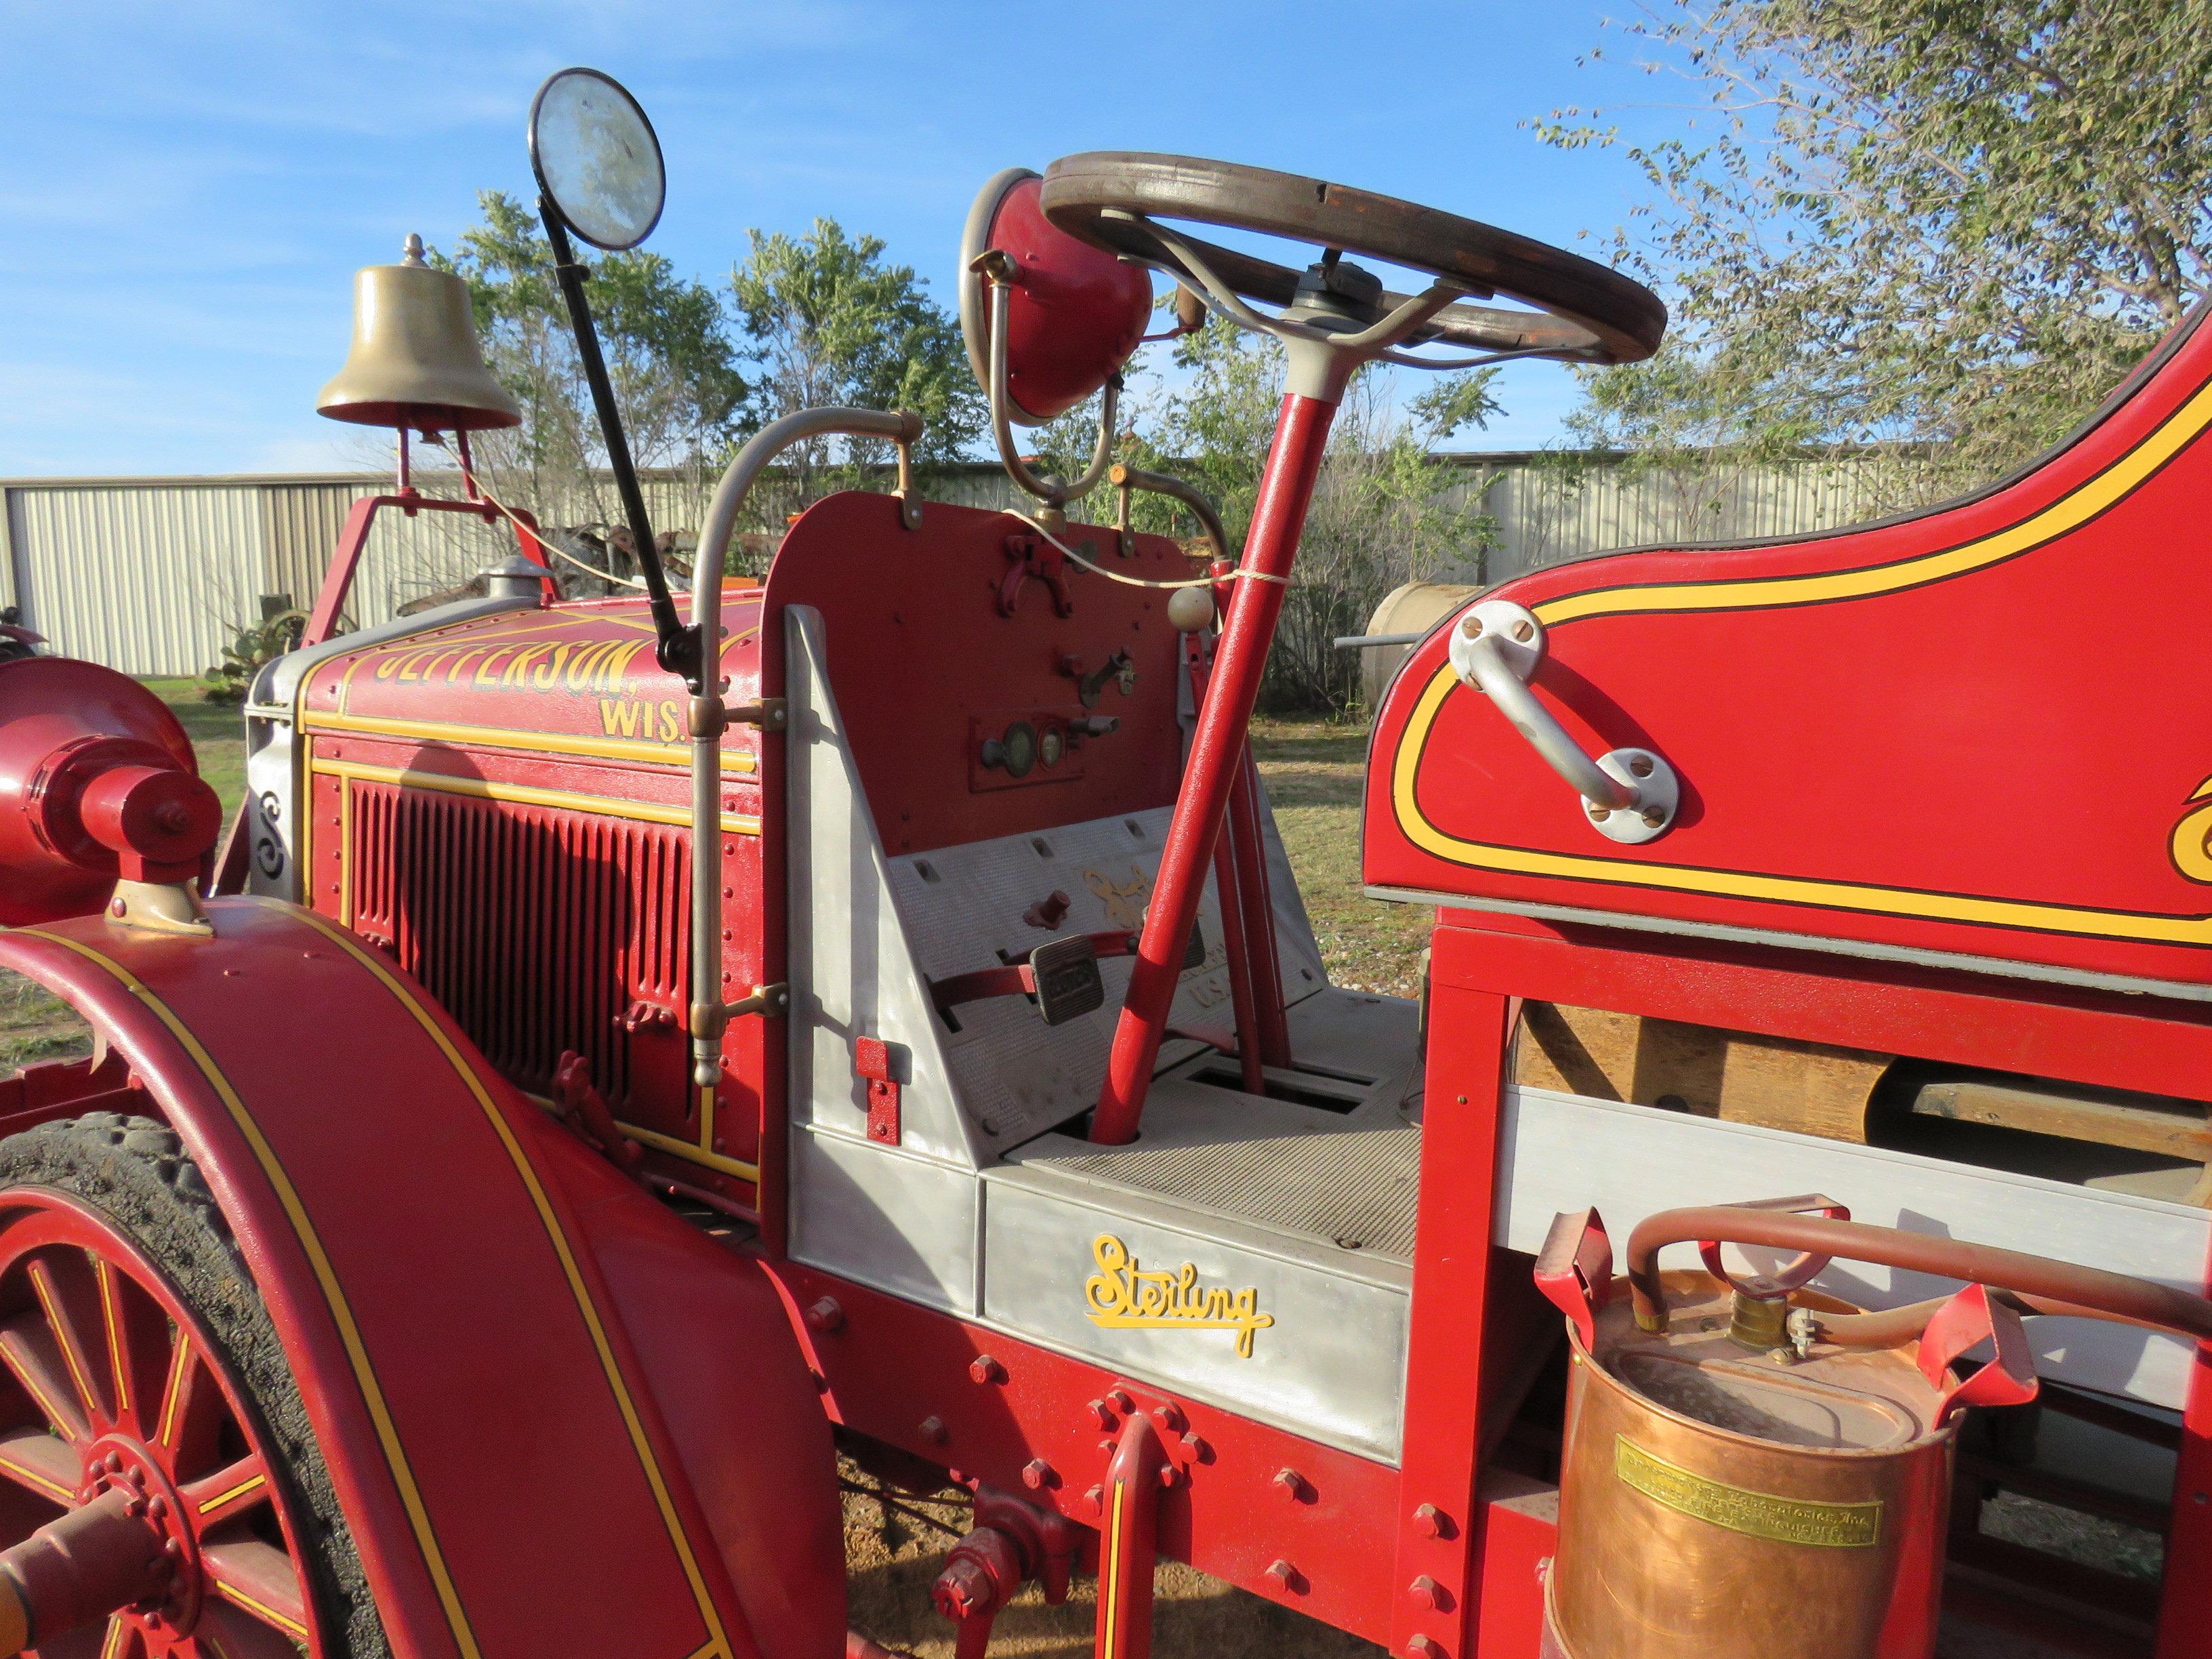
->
[539,197,701,689]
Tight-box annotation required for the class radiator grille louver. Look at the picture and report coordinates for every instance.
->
[346,783,690,1106]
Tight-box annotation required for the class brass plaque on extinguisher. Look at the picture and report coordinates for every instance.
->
[1614,1437,1883,1548]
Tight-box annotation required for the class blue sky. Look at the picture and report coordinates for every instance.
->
[1,1,1679,478]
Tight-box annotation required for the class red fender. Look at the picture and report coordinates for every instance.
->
[0,896,843,1659]
[535,1128,847,1659]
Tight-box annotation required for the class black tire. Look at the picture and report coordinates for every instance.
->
[0,1112,389,1658]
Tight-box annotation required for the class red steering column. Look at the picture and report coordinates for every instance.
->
[1092,393,1336,1142]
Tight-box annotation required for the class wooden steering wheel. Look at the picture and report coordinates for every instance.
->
[1038,152,1666,367]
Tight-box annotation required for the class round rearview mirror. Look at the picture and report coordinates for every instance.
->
[527,67,665,252]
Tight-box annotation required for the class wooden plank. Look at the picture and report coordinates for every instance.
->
[1912,1077,2212,1162]
[1496,1083,2212,1410]
[1513,1002,1889,1143]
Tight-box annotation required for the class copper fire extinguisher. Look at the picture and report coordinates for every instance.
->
[1533,1195,2212,1659]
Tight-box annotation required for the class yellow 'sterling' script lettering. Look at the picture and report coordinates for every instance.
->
[1083,1235,1273,1357]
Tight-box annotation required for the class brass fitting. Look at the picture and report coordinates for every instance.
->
[1728,1289,1790,1351]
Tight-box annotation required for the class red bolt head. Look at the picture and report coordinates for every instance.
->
[1273,1468,1307,1502]
[1021,1458,1055,1491]
[918,1416,948,1445]
[1413,1502,1451,1538]
[1265,1559,1296,1589]
[1086,1398,1115,1429]
[969,1354,1004,1385]
[1105,1389,1134,1412]
[104,1452,123,1473]
[1084,1484,1106,1517]
[1406,1638,1444,1659]
[1409,1575,1447,1611]
[1179,1433,1211,1464]
[1157,1463,1181,1490]
[146,1496,166,1519]
[804,1296,844,1333]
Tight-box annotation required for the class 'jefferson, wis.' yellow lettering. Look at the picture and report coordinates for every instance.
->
[369,636,646,695]
[598,697,684,744]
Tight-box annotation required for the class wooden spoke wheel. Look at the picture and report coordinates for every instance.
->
[0,1115,385,1658]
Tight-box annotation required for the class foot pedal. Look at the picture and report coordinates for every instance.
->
[1029,935,1105,1025]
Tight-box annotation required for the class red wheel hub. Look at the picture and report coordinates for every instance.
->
[0,1193,323,1656]
[78,1431,205,1635]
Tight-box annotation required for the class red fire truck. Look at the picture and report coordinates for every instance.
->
[0,64,2204,1659]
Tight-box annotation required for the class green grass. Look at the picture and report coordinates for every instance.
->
[141,677,247,821]
[0,680,248,1072]
[0,973,92,1071]
[1250,715,1428,998]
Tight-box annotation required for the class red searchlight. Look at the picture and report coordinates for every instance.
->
[0,657,220,924]
[959,169,1152,426]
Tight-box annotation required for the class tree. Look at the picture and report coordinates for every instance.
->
[1540,1,2212,506]
[727,219,983,519]
[1065,311,1502,711]
[433,190,747,591]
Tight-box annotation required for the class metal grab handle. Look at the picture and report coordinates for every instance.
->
[973,257,1118,511]
[1111,464,1229,562]
[1446,600,1677,843]
[1623,1204,2212,1345]
[689,404,924,1087]
[1459,632,1635,809]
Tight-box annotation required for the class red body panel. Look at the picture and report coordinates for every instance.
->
[544,1130,846,1659]
[1366,308,2212,994]
[771,1264,1408,1645]
[0,899,836,1659]
[760,492,1191,859]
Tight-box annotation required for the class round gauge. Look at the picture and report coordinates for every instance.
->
[1039,726,1065,768]
[1000,720,1038,778]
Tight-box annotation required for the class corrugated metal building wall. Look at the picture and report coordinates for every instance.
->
[0,455,1919,676]
[1469,452,1909,580]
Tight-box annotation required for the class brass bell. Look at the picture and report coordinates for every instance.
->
[316,234,520,431]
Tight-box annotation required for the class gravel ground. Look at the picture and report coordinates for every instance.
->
[841,1467,1381,1659]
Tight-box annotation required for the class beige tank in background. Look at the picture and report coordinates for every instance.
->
[1357,581,1481,716]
